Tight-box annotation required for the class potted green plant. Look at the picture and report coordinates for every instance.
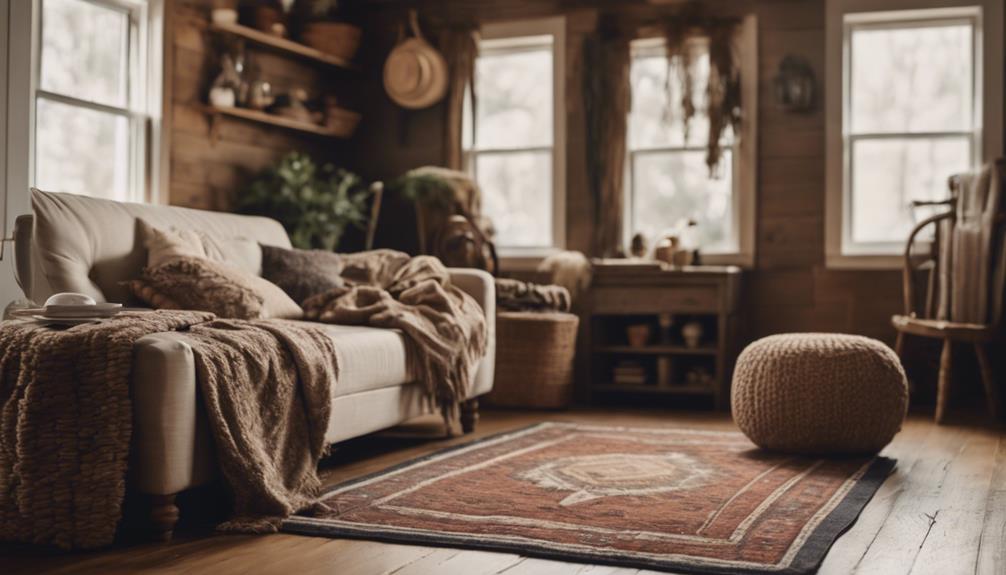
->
[237,152,372,250]
[297,0,362,61]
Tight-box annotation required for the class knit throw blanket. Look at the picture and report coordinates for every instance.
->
[303,250,487,421]
[0,311,338,549]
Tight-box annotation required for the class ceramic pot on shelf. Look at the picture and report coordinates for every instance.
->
[626,324,652,348]
[682,321,704,349]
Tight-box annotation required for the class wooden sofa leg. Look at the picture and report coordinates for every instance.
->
[150,494,180,542]
[460,399,479,434]
[936,339,952,424]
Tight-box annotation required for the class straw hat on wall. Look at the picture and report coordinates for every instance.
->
[383,11,448,110]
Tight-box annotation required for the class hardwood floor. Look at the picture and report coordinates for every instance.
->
[2,408,1003,575]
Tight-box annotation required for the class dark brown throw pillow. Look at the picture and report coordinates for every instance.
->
[129,256,303,319]
[260,244,346,304]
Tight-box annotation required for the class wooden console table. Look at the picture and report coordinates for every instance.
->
[586,264,742,410]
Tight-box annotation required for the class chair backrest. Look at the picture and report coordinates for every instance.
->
[935,159,1006,326]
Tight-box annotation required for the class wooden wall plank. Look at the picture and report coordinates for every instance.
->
[166,0,329,211]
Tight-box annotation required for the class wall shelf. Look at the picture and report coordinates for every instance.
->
[205,105,359,141]
[209,22,355,71]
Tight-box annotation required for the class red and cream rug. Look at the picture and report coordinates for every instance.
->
[284,422,894,574]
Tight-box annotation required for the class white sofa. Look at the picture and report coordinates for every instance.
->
[12,189,495,538]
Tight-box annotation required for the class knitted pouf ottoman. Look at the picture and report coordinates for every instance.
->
[731,333,909,455]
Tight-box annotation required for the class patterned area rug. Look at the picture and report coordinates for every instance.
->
[284,423,894,574]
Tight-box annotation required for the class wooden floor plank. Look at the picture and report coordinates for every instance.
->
[975,437,1006,575]
[1,409,1003,575]
[848,424,970,574]
[574,564,642,575]
[494,557,590,574]
[818,417,936,575]
[393,549,525,575]
[909,429,1000,575]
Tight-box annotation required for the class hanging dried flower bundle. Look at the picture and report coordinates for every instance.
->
[660,8,742,176]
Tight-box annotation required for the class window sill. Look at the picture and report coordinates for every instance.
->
[701,251,755,270]
[497,248,564,272]
[826,253,904,270]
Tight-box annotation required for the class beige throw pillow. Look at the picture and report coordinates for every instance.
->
[140,220,208,267]
[130,256,303,320]
[139,219,263,275]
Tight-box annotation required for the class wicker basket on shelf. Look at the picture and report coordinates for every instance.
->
[486,311,579,409]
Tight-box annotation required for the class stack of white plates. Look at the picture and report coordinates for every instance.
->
[11,303,123,326]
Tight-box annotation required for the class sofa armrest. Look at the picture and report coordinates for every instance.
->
[131,333,215,495]
[449,268,496,397]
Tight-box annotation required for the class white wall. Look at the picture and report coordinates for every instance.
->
[1,0,33,306]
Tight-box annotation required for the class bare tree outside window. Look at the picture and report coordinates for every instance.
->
[34,0,148,202]
[464,30,558,250]
[845,17,975,249]
[626,43,737,254]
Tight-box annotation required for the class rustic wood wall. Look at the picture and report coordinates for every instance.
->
[166,0,336,211]
[348,0,903,343]
[746,1,903,343]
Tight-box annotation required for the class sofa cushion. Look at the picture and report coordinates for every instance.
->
[29,189,291,303]
[309,323,412,396]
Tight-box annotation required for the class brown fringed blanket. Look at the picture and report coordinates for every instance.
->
[0,311,338,549]
[302,250,487,421]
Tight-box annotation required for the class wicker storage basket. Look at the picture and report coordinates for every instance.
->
[301,22,362,61]
[486,311,579,409]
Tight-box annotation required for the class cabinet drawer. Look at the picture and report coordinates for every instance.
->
[592,287,719,314]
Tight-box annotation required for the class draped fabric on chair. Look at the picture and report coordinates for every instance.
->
[945,163,1006,324]
[583,25,631,257]
[441,24,479,171]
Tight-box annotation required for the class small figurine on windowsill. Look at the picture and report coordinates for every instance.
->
[630,233,648,259]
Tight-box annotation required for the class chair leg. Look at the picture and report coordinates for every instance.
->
[936,339,953,424]
[895,331,905,358]
[150,494,180,542]
[975,342,1001,420]
[460,399,479,434]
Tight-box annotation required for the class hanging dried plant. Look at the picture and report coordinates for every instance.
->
[660,8,741,176]
[706,23,742,176]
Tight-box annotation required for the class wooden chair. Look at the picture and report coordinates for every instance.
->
[892,159,1006,423]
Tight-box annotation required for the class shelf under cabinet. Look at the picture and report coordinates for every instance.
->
[595,345,719,356]
[592,384,715,396]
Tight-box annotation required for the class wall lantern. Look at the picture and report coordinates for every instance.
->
[773,56,815,113]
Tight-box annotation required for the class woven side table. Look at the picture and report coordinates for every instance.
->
[485,311,580,409]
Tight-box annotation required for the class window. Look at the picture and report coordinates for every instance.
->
[625,21,756,266]
[33,0,161,202]
[464,18,565,255]
[826,2,1004,267]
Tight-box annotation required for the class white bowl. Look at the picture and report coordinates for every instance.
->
[45,292,97,307]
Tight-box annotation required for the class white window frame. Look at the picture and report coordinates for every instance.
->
[825,0,1004,269]
[2,1,33,305]
[623,16,757,268]
[30,0,165,204]
[464,16,566,267]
